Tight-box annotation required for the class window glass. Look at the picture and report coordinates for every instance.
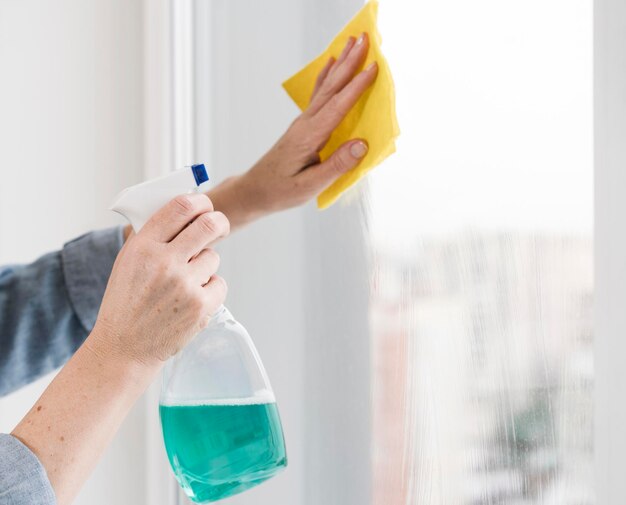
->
[369,0,593,503]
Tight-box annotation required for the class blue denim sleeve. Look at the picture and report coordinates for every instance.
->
[0,227,124,397]
[0,228,124,504]
[0,434,56,505]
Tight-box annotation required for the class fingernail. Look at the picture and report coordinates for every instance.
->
[367,61,378,72]
[350,141,368,159]
[357,33,366,45]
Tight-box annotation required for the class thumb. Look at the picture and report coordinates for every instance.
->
[301,139,369,191]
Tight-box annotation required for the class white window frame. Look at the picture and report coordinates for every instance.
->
[594,0,626,503]
[142,0,190,504]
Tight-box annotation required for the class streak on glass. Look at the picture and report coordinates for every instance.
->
[367,0,593,503]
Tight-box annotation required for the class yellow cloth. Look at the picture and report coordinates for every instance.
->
[283,0,400,209]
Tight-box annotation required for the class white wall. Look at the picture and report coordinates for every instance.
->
[0,1,146,504]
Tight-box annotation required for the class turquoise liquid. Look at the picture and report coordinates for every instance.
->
[160,402,287,503]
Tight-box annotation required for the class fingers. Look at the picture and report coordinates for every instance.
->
[188,248,220,286]
[311,56,336,101]
[170,211,230,259]
[336,36,357,66]
[202,275,228,315]
[141,193,214,243]
[299,139,369,190]
[307,62,379,149]
[308,33,370,115]
[311,37,357,103]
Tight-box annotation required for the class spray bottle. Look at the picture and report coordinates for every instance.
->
[111,165,287,503]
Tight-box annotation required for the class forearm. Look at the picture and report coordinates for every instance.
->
[207,175,267,232]
[11,330,160,505]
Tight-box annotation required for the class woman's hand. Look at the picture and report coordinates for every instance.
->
[95,193,229,365]
[12,194,230,505]
[209,33,378,229]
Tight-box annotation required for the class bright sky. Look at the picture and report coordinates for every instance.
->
[369,0,593,246]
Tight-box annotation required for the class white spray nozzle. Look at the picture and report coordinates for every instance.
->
[111,165,209,232]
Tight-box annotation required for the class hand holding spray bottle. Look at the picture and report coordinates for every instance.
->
[111,165,287,503]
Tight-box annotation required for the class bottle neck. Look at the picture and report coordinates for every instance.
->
[212,304,227,317]
[208,305,231,325]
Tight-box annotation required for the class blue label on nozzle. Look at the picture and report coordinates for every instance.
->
[191,164,209,186]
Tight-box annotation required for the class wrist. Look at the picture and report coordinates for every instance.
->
[208,173,268,230]
[83,327,163,388]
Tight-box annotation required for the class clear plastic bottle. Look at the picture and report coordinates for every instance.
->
[159,306,287,503]
[110,166,287,503]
